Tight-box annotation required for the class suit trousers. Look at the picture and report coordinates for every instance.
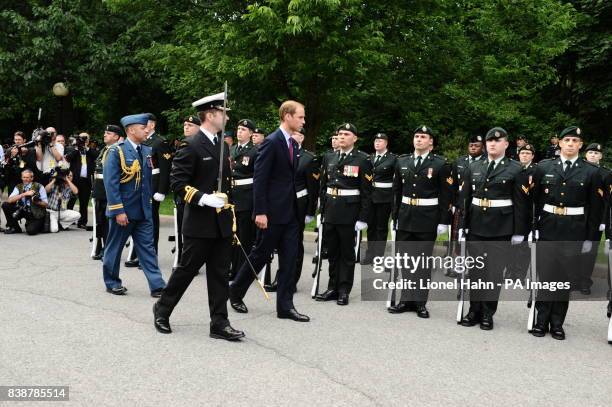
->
[68,177,91,226]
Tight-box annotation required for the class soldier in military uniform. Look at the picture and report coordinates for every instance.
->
[459,127,530,330]
[506,144,538,281]
[172,115,201,267]
[387,126,452,318]
[252,127,266,147]
[153,93,245,341]
[544,134,561,159]
[577,143,609,294]
[315,123,372,305]
[229,119,259,280]
[531,126,604,340]
[508,134,528,161]
[102,114,166,297]
[451,135,485,207]
[91,125,123,260]
[363,133,396,264]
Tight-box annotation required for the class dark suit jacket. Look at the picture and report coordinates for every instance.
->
[252,128,298,224]
[65,147,97,184]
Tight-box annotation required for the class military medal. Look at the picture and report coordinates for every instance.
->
[343,165,359,177]
[147,155,153,168]
[427,168,433,179]
[242,156,250,166]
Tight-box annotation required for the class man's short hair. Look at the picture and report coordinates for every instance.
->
[14,131,25,138]
[21,169,33,176]
[197,109,218,123]
[278,100,304,121]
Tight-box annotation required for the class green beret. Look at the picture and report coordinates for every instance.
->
[485,127,508,141]
[585,143,602,153]
[559,126,582,139]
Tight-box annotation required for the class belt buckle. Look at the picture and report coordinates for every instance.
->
[331,188,338,196]
[231,179,236,187]
[410,198,418,206]
[554,206,566,215]
[481,198,490,208]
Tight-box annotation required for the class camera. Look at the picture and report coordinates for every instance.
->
[76,134,88,147]
[34,129,52,146]
[50,164,70,182]
[12,204,33,220]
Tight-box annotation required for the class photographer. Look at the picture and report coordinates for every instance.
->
[45,167,80,233]
[2,169,48,235]
[5,131,38,193]
[35,127,65,185]
[65,132,97,228]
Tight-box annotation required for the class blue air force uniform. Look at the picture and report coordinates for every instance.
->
[102,114,166,294]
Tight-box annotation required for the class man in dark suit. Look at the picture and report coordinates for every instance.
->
[65,133,97,228]
[153,92,245,341]
[229,100,310,322]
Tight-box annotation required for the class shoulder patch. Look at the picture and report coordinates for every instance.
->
[163,153,172,160]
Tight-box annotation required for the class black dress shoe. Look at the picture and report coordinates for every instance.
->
[153,303,172,334]
[460,311,480,327]
[416,305,430,319]
[77,223,88,230]
[230,299,248,313]
[531,323,548,337]
[92,253,103,261]
[607,301,611,318]
[580,287,591,295]
[106,286,127,295]
[480,314,494,330]
[124,259,140,268]
[388,301,415,314]
[315,289,338,302]
[337,293,349,305]
[550,326,566,340]
[150,288,164,298]
[264,282,278,292]
[210,324,245,341]
[277,308,310,322]
[4,227,22,234]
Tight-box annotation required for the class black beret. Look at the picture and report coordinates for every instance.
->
[414,125,433,137]
[337,123,358,135]
[253,128,266,135]
[516,134,527,141]
[485,127,508,140]
[183,115,201,126]
[469,134,483,143]
[237,119,256,131]
[585,143,602,153]
[105,125,124,137]
[223,131,233,139]
[519,144,535,153]
[147,113,157,122]
[559,126,582,139]
[374,133,388,141]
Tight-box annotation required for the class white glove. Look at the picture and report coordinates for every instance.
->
[599,224,605,232]
[436,224,448,235]
[581,240,592,254]
[198,193,225,208]
[605,240,610,255]
[355,221,368,231]
[153,193,165,202]
[458,228,467,242]
[305,215,314,224]
[511,235,524,245]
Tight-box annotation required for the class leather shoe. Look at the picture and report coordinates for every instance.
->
[124,259,139,268]
[336,293,349,305]
[277,308,310,322]
[230,299,248,313]
[153,303,171,334]
[4,227,22,235]
[210,324,245,341]
[92,253,103,261]
[264,281,278,292]
[388,301,415,314]
[531,323,547,337]
[480,314,494,330]
[315,289,338,302]
[150,288,164,298]
[550,326,566,340]
[460,311,480,327]
[607,301,611,318]
[580,287,591,295]
[106,286,127,295]
[416,305,430,319]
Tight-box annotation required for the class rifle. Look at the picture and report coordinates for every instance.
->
[455,228,467,323]
[386,220,397,309]
[89,198,101,258]
[447,207,463,277]
[527,202,538,332]
[311,214,324,298]
[172,206,179,269]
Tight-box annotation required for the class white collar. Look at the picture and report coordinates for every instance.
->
[375,150,387,157]
[126,138,140,151]
[200,126,217,144]
[560,154,579,166]
[414,151,429,160]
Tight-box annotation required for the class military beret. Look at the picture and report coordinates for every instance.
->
[485,127,508,141]
[253,128,266,135]
[585,143,602,153]
[147,113,157,122]
[120,114,149,128]
[519,144,535,153]
[105,125,124,137]
[223,131,233,139]
[469,134,483,143]
[559,126,582,139]
[414,125,433,137]
[237,119,256,131]
[516,134,527,141]
[337,123,358,135]
[192,92,231,112]
[374,133,388,141]
[183,115,201,126]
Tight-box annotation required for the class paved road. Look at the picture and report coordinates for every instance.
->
[1,215,610,406]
